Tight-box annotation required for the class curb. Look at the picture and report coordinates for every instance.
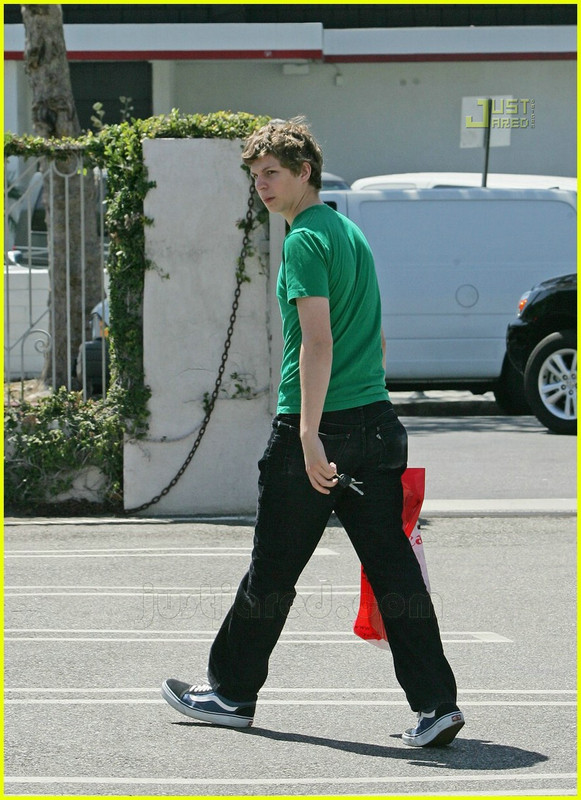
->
[392,401,503,417]
[421,498,577,517]
[390,392,503,417]
[4,498,576,526]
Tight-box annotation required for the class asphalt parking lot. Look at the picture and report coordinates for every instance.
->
[4,515,576,795]
[4,404,577,795]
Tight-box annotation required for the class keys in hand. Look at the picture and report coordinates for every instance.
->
[334,473,364,495]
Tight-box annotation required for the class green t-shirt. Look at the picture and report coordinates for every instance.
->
[276,203,389,413]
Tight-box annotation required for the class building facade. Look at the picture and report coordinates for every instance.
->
[4,5,577,182]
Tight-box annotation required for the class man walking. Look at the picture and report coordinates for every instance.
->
[162,118,464,747]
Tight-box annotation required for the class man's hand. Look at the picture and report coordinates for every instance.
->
[301,431,338,495]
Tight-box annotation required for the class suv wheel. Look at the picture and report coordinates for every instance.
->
[524,330,577,435]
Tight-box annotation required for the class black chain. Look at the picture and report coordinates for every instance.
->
[125,183,257,515]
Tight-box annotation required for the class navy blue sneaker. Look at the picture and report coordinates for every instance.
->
[161,679,255,728]
[402,703,464,747]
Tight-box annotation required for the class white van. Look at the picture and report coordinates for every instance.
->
[351,172,577,192]
[319,186,577,411]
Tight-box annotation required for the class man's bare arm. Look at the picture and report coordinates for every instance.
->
[296,296,337,494]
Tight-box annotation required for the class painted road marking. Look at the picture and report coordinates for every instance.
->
[4,699,575,706]
[5,583,356,590]
[5,687,575,707]
[4,546,337,559]
[4,629,512,644]
[5,582,355,597]
[2,773,576,788]
[4,687,576,695]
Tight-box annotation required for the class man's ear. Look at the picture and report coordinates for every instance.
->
[300,161,312,183]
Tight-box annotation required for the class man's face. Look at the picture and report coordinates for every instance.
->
[250,154,311,220]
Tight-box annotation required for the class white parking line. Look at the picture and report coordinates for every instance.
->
[2,773,576,788]
[3,638,509,644]
[5,583,357,597]
[5,687,576,695]
[3,628,362,634]
[5,583,357,590]
[3,516,255,526]
[4,630,512,644]
[4,699,576,706]
[4,546,337,559]
[4,687,575,706]
[7,546,253,554]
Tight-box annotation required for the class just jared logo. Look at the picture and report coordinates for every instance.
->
[465,98,535,130]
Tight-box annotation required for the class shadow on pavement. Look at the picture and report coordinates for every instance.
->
[173,721,548,770]
[402,416,544,435]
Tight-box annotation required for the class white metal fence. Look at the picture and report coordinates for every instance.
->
[4,154,109,402]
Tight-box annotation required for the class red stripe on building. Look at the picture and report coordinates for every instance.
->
[4,49,323,61]
[5,49,576,62]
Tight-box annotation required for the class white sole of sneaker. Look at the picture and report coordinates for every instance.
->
[161,681,253,728]
[402,711,464,747]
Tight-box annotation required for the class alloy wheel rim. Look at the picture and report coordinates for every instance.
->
[537,347,577,421]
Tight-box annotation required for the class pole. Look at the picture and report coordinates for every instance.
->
[482,98,492,187]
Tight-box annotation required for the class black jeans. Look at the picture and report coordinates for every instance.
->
[208,400,457,712]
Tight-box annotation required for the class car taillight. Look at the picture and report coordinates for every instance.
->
[91,314,108,339]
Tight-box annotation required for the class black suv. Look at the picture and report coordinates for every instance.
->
[506,273,576,435]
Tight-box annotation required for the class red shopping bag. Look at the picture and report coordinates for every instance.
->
[353,467,429,647]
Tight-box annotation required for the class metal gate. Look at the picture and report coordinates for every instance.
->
[4,153,109,403]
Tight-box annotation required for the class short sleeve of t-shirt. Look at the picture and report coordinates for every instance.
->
[283,229,330,303]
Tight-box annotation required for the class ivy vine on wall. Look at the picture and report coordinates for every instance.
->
[4,110,269,511]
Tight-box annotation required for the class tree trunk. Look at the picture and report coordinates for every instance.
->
[22,4,103,390]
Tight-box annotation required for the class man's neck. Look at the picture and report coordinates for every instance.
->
[284,190,322,226]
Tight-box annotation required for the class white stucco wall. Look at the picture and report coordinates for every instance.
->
[166,59,576,182]
[123,138,278,515]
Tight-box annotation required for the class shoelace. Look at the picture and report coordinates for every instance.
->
[188,683,212,694]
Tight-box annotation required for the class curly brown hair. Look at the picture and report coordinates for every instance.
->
[242,117,323,190]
